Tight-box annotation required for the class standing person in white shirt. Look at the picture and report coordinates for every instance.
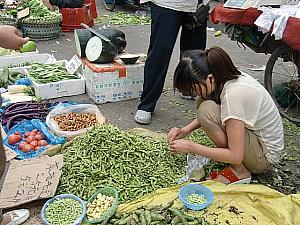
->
[134,0,209,124]
[167,46,284,184]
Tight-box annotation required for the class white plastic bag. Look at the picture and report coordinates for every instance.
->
[255,7,276,33]
[177,154,210,184]
[46,103,106,139]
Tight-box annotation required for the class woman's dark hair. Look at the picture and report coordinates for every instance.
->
[173,46,241,104]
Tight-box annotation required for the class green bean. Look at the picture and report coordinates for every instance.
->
[28,63,79,84]
[186,194,207,205]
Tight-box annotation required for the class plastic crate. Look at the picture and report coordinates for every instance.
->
[84,0,97,19]
[60,4,94,32]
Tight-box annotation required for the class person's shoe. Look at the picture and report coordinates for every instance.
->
[181,93,196,100]
[4,209,30,225]
[134,110,151,125]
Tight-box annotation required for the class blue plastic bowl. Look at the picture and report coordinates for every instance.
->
[179,184,214,211]
[41,194,87,225]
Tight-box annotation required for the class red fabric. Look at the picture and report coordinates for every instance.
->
[210,4,262,26]
[209,168,240,183]
[210,4,300,52]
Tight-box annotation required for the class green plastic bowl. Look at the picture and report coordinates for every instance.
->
[83,187,119,224]
[119,54,140,64]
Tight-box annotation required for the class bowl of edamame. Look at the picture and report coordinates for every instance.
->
[41,194,87,225]
[179,184,214,211]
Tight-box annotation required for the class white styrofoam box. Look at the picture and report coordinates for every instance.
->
[82,58,144,104]
[27,60,85,100]
[0,53,56,69]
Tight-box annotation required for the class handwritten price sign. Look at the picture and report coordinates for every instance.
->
[0,155,63,208]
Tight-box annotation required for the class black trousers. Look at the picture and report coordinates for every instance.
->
[138,3,207,112]
[50,0,84,8]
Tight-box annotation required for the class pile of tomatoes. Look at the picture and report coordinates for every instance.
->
[7,129,49,153]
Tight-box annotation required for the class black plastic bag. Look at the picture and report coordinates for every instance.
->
[183,4,210,31]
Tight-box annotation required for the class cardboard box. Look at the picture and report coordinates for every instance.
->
[0,53,56,69]
[27,60,85,100]
[82,58,144,104]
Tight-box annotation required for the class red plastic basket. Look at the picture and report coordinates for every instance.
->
[60,4,94,32]
[84,0,97,19]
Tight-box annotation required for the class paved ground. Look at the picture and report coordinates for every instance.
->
[6,1,300,224]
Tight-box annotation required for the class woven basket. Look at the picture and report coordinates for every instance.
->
[0,14,18,26]
[19,18,61,41]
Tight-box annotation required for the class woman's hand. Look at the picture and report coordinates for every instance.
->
[167,127,189,143]
[169,139,194,154]
[0,26,29,49]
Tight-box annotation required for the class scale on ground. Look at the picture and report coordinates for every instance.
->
[223,0,285,9]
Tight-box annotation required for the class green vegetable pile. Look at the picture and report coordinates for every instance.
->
[28,63,79,84]
[95,12,151,25]
[0,67,26,88]
[20,0,61,23]
[45,198,83,225]
[107,201,211,225]
[186,194,207,205]
[57,124,187,202]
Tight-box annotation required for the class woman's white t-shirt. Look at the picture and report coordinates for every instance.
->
[220,73,284,164]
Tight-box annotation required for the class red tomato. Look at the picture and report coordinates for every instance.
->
[30,140,38,147]
[24,131,31,138]
[25,136,35,144]
[18,142,26,150]
[8,134,19,145]
[34,134,44,141]
[34,146,41,151]
[38,140,48,146]
[32,129,39,133]
[30,131,37,136]
[22,144,33,153]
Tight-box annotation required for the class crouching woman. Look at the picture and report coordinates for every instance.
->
[168,46,284,184]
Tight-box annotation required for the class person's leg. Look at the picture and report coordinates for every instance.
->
[180,19,207,53]
[179,16,207,98]
[197,100,251,183]
[137,3,182,113]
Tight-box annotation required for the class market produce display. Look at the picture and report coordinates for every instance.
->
[1,101,50,130]
[45,198,83,225]
[28,63,79,84]
[53,112,98,131]
[0,67,26,88]
[19,0,61,23]
[107,202,211,225]
[57,124,187,202]
[86,193,115,221]
[8,128,49,153]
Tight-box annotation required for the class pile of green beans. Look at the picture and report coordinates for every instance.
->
[57,124,187,203]
[45,198,83,225]
[28,63,78,84]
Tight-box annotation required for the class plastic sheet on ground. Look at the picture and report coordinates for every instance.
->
[118,181,300,225]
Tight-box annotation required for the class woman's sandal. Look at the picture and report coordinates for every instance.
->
[209,168,251,184]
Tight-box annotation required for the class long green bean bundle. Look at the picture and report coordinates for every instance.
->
[28,63,78,84]
[57,124,187,203]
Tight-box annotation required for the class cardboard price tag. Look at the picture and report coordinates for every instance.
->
[17,8,30,19]
[66,55,82,74]
[0,155,63,208]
